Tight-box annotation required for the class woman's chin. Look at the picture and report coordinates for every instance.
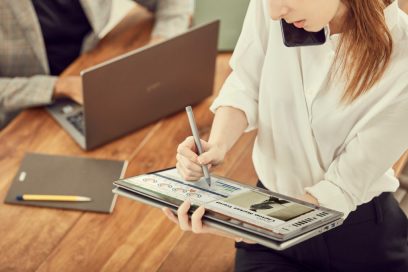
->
[304,25,324,33]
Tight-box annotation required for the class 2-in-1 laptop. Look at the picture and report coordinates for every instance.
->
[193,0,249,51]
[113,168,344,250]
[47,21,220,150]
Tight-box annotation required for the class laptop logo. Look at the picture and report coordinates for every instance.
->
[146,82,162,93]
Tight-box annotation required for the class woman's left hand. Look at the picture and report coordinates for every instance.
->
[298,193,319,205]
[147,35,165,46]
[162,200,255,243]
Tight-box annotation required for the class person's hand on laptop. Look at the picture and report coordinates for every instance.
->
[162,201,255,244]
[163,135,255,243]
[53,76,83,104]
[297,193,319,206]
[146,35,165,46]
[175,136,227,181]
[163,136,255,242]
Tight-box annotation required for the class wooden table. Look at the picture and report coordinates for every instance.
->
[0,6,406,272]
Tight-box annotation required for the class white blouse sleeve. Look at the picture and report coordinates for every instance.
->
[306,94,408,218]
[210,0,269,132]
[151,0,193,39]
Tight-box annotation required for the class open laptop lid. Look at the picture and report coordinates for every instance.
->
[77,21,219,150]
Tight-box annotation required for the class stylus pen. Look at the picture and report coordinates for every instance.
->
[185,106,211,187]
[16,194,92,202]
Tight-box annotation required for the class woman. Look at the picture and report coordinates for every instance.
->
[163,0,408,271]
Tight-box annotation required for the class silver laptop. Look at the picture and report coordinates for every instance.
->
[47,21,220,150]
[113,168,344,251]
[193,0,249,51]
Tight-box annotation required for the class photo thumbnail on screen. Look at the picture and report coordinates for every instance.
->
[224,191,313,221]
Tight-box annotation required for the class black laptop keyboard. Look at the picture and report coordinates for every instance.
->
[67,111,85,135]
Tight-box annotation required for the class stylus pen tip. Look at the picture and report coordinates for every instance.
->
[206,177,211,187]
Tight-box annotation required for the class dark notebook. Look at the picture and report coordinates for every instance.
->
[4,153,127,213]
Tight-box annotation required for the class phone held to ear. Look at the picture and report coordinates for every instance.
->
[280,19,326,47]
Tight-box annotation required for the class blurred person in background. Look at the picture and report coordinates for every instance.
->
[0,0,193,129]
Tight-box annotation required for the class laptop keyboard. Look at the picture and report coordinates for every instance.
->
[67,111,85,135]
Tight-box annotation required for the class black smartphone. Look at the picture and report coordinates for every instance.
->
[280,19,326,47]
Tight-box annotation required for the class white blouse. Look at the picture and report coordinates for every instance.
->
[210,0,408,218]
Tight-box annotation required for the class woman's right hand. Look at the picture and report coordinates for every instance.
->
[176,136,227,181]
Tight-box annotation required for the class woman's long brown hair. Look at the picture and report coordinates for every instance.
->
[334,0,393,103]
